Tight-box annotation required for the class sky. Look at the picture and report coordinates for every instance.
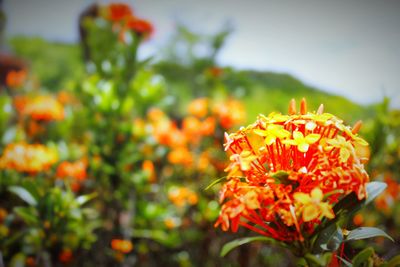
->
[3,0,400,108]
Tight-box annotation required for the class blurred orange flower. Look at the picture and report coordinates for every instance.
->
[213,99,246,129]
[168,187,198,207]
[167,147,193,166]
[0,143,58,173]
[14,95,65,121]
[6,69,27,88]
[111,239,133,254]
[126,17,154,37]
[56,159,87,192]
[56,160,87,180]
[164,217,180,229]
[188,98,208,118]
[142,160,156,183]
[106,3,133,22]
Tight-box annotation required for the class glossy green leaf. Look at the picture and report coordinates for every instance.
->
[9,186,37,206]
[345,227,393,242]
[364,181,387,206]
[313,223,343,253]
[220,236,279,257]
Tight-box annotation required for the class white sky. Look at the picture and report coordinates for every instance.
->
[3,0,400,108]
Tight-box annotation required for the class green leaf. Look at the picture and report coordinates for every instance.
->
[336,255,353,267]
[387,255,400,267]
[132,229,180,247]
[220,236,279,257]
[304,253,333,267]
[205,176,227,190]
[352,247,374,267]
[76,192,98,206]
[9,186,37,206]
[313,224,343,253]
[345,227,393,242]
[364,181,387,206]
[14,207,38,225]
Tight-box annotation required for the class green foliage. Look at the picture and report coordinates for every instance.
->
[9,36,84,90]
[220,236,282,257]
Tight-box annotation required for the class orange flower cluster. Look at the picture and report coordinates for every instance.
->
[375,174,400,214]
[212,99,246,129]
[111,239,133,254]
[214,99,370,241]
[14,95,65,121]
[56,160,88,192]
[104,3,153,39]
[0,143,58,173]
[144,98,245,169]
[106,3,133,22]
[168,187,199,207]
[6,69,27,88]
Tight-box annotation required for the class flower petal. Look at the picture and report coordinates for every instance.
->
[298,142,309,153]
[305,134,321,144]
[302,204,320,222]
[311,188,323,202]
[294,192,311,204]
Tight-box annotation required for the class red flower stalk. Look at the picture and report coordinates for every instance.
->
[215,98,370,241]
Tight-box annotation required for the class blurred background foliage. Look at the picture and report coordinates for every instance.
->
[0,2,399,267]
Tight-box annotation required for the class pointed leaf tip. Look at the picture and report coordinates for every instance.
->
[345,227,394,242]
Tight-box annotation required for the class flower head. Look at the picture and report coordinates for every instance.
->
[215,98,370,241]
[111,239,133,254]
[14,95,64,121]
[106,3,133,22]
[126,17,154,37]
[6,69,27,88]
[0,143,58,173]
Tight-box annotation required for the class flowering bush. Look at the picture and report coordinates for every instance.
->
[0,2,399,267]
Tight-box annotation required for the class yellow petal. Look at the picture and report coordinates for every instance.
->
[298,142,309,153]
[320,203,335,219]
[302,204,320,222]
[293,131,304,140]
[311,188,323,202]
[253,129,268,137]
[244,191,260,210]
[283,139,297,146]
[294,192,311,204]
[339,148,351,162]
[305,134,321,144]
[265,135,276,145]
[354,136,369,146]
